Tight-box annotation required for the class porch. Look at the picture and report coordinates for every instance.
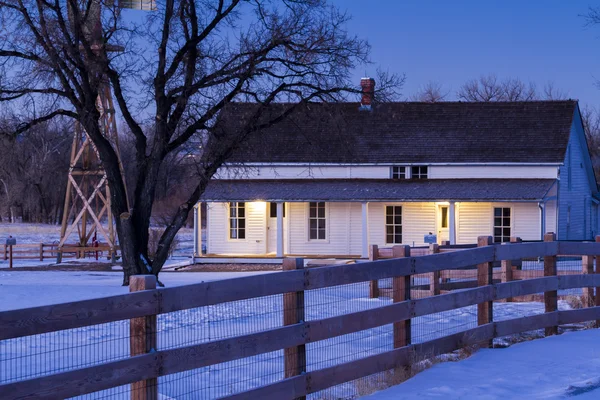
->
[195,178,555,260]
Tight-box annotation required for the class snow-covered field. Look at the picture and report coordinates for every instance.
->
[0,269,579,399]
[366,328,600,400]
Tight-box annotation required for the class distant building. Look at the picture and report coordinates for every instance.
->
[194,79,598,259]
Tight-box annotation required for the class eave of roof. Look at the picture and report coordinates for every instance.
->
[200,179,557,202]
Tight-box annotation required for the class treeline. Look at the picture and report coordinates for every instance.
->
[0,119,198,225]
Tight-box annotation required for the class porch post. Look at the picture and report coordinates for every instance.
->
[276,202,284,257]
[449,201,456,245]
[362,202,369,258]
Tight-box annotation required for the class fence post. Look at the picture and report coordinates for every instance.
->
[596,236,600,328]
[3,244,7,261]
[9,244,13,269]
[477,236,493,347]
[283,257,306,397]
[582,254,595,308]
[544,232,558,336]
[39,243,44,261]
[130,275,158,400]
[510,236,523,270]
[369,244,379,298]
[392,245,411,348]
[429,243,440,296]
[500,239,519,302]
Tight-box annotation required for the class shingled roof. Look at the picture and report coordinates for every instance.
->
[201,179,556,202]
[221,101,577,164]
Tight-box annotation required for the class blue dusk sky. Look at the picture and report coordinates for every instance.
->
[331,0,600,106]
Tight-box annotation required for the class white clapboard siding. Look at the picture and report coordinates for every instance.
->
[367,202,436,247]
[215,165,558,180]
[545,199,558,237]
[512,203,542,241]
[287,202,362,255]
[457,203,492,244]
[429,166,557,179]
[206,202,267,255]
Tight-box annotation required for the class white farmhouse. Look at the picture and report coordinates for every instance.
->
[193,79,599,259]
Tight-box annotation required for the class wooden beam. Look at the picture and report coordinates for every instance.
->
[369,244,379,298]
[393,245,411,349]
[477,236,493,347]
[544,232,558,336]
[130,276,158,400]
[282,258,306,400]
[429,243,440,296]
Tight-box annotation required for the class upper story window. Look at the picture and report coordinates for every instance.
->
[411,166,428,179]
[391,166,407,179]
[493,207,511,243]
[229,202,246,239]
[309,202,326,240]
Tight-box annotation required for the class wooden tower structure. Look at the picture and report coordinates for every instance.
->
[58,0,154,262]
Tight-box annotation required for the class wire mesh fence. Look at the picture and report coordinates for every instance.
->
[3,241,600,400]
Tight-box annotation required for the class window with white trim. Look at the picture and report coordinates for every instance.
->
[493,207,511,243]
[391,166,407,179]
[309,202,326,240]
[411,166,428,179]
[385,205,403,244]
[229,202,246,239]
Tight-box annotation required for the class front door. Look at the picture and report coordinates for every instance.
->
[438,205,449,243]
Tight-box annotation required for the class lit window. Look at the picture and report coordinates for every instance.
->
[269,202,286,218]
[385,206,402,244]
[309,202,326,240]
[391,166,406,179]
[229,202,246,239]
[493,207,511,243]
[411,166,428,179]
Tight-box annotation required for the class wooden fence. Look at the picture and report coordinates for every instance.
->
[1,243,119,266]
[2,234,600,399]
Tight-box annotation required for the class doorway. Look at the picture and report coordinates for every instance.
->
[438,205,449,243]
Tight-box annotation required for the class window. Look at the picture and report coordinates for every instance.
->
[493,207,511,243]
[229,202,246,239]
[309,202,326,240]
[411,166,428,179]
[269,202,286,218]
[391,166,406,179]
[385,206,403,244]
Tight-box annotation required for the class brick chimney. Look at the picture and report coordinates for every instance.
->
[360,77,375,110]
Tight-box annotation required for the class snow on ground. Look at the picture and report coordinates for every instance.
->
[0,269,568,399]
[0,270,273,311]
[365,329,600,400]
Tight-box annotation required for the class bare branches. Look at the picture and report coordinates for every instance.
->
[456,74,566,102]
[410,81,448,102]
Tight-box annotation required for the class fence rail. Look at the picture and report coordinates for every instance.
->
[1,242,120,266]
[2,235,600,399]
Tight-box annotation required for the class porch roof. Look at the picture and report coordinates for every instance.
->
[200,179,556,202]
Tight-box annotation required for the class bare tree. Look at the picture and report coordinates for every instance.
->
[410,81,448,102]
[458,75,505,101]
[0,0,402,284]
[543,81,568,100]
[457,74,568,102]
[581,105,600,178]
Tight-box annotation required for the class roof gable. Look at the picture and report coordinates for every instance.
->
[221,101,577,164]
